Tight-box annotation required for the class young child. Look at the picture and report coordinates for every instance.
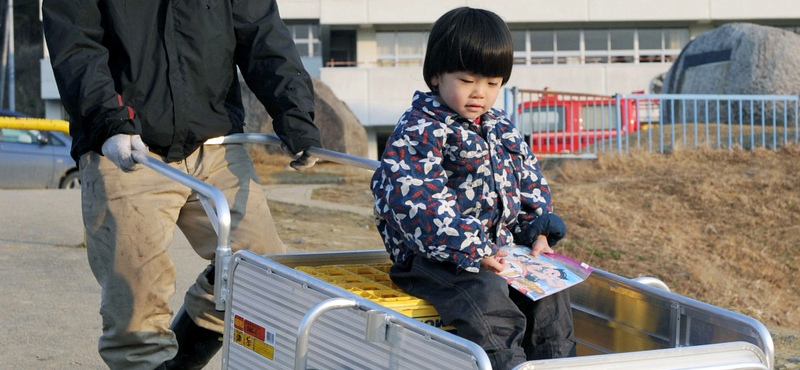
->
[371,7,576,370]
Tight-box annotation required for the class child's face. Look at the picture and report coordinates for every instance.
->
[431,72,503,121]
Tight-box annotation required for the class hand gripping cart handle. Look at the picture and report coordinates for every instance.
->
[131,133,380,311]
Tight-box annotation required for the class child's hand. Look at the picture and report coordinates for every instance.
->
[530,235,554,257]
[481,250,508,272]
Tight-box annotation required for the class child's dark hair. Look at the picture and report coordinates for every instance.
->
[423,7,513,92]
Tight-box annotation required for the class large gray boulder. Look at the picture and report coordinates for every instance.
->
[662,23,800,124]
[241,77,368,157]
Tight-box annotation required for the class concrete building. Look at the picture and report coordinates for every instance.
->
[39,0,800,159]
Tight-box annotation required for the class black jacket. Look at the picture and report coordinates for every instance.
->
[42,0,320,163]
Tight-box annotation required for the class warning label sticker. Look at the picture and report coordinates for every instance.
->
[232,314,276,361]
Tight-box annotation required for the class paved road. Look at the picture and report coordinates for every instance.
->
[0,183,368,369]
[0,189,235,369]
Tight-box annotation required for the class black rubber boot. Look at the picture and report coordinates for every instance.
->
[164,307,223,369]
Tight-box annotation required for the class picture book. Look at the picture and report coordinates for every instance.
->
[497,245,593,301]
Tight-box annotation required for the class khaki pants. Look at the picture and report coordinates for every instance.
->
[80,144,285,370]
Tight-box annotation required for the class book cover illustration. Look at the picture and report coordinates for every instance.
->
[497,245,593,301]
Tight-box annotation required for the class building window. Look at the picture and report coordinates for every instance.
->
[512,30,529,64]
[555,30,580,64]
[328,30,357,67]
[373,28,689,67]
[583,29,609,63]
[377,31,427,67]
[638,28,665,62]
[511,28,689,65]
[609,28,635,63]
[287,23,321,58]
[532,31,554,64]
[664,29,690,51]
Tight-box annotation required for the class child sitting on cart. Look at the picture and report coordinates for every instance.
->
[370,7,576,370]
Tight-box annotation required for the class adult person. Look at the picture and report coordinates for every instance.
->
[42,1,321,369]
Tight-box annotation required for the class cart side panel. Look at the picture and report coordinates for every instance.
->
[223,252,485,370]
[225,250,773,370]
[571,269,773,367]
[514,341,768,370]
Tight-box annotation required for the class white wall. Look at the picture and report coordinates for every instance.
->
[320,67,427,127]
[509,63,672,95]
[277,0,321,19]
[710,0,800,20]
[356,28,377,66]
[322,63,672,127]
[283,0,800,24]
[39,59,58,100]
[40,59,61,119]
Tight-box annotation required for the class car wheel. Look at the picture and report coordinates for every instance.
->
[60,171,81,189]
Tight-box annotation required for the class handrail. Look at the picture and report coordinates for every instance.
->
[632,276,671,292]
[0,116,70,133]
[294,298,359,370]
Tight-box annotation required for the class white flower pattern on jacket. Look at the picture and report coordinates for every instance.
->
[371,91,555,272]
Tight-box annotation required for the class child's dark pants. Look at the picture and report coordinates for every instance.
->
[390,255,576,370]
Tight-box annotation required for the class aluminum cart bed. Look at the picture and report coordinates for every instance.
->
[220,249,772,370]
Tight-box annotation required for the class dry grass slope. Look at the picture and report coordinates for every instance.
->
[547,146,800,330]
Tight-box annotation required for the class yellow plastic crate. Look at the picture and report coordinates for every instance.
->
[296,263,455,332]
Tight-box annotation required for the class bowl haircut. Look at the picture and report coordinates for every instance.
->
[423,7,514,92]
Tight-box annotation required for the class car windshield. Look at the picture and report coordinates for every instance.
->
[518,107,565,132]
[0,128,40,144]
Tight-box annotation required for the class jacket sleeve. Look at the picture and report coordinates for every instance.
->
[232,0,321,154]
[373,115,498,272]
[42,0,140,153]
[504,123,567,246]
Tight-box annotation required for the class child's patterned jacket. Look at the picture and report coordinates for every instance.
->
[371,91,564,273]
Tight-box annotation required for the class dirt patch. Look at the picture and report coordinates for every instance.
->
[253,154,381,252]
[268,200,379,252]
[253,147,800,368]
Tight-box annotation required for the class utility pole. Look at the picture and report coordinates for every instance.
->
[6,0,13,111]
[0,0,13,111]
[0,0,8,110]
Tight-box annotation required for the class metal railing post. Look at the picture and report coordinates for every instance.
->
[510,86,519,124]
[614,94,623,153]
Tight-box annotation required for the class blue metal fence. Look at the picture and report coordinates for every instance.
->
[504,87,800,158]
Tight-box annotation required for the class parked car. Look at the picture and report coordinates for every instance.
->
[0,112,79,189]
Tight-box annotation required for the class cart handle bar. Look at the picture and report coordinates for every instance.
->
[206,133,380,171]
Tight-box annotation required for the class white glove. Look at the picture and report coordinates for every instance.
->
[280,142,318,172]
[101,134,148,172]
[290,151,318,172]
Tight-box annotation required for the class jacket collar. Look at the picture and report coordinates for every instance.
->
[412,90,503,130]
